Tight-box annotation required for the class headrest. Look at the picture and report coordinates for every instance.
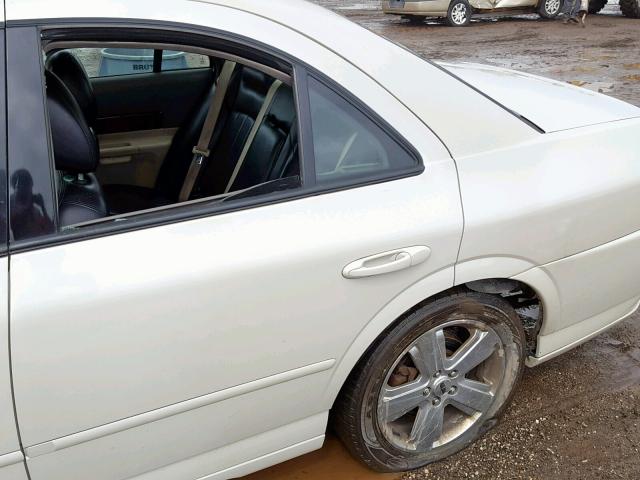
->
[47,51,96,127]
[45,70,99,173]
[233,66,275,117]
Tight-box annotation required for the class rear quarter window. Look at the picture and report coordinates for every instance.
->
[307,76,419,185]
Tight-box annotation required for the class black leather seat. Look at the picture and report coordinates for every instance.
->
[191,68,297,198]
[101,70,222,214]
[219,85,299,193]
[47,51,97,130]
[105,65,299,213]
[46,70,108,227]
[47,53,300,214]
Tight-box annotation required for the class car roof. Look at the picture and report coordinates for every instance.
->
[6,0,538,158]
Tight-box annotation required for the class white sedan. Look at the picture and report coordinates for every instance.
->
[1,0,639,479]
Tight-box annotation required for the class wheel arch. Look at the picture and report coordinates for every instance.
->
[323,267,552,411]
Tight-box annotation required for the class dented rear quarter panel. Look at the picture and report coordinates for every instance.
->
[455,117,640,359]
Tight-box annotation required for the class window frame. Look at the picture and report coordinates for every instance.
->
[8,21,424,254]
[0,31,8,256]
[6,26,58,246]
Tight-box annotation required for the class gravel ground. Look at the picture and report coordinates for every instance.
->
[405,318,640,480]
[247,3,640,480]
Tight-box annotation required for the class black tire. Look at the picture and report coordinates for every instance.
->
[537,0,563,18]
[446,0,472,26]
[620,0,640,18]
[588,0,608,14]
[332,291,526,472]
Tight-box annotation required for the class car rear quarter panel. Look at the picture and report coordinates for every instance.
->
[456,118,640,358]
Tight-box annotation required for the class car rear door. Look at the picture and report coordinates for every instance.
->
[6,16,463,480]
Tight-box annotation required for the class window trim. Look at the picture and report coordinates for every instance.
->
[9,21,424,254]
[6,26,58,246]
[47,41,289,84]
[0,33,8,257]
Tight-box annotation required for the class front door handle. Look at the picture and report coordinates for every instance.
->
[343,246,431,279]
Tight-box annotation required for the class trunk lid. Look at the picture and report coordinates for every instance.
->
[439,62,640,133]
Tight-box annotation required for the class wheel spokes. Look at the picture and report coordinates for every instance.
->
[447,328,500,375]
[409,404,445,450]
[409,329,447,376]
[449,378,494,416]
[380,381,428,423]
[377,319,507,454]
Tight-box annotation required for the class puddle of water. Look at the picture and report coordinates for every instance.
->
[243,435,399,480]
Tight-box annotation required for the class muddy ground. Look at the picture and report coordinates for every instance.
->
[320,0,640,106]
[245,3,640,480]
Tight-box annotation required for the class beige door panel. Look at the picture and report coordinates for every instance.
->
[97,128,178,188]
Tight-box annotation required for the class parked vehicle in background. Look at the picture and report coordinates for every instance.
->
[382,0,562,26]
[589,0,640,17]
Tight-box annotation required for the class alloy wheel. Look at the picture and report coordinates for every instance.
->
[545,0,562,14]
[376,320,505,452]
[450,4,468,25]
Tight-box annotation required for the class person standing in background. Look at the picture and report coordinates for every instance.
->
[561,0,587,25]
[578,0,589,26]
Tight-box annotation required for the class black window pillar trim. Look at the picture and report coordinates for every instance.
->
[152,48,162,73]
[0,29,8,256]
[7,26,58,245]
[293,65,316,189]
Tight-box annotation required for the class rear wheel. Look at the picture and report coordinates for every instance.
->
[333,292,525,472]
[588,0,608,14]
[538,0,563,18]
[620,0,640,18]
[446,0,472,26]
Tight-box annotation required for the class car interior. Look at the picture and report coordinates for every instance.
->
[43,44,301,229]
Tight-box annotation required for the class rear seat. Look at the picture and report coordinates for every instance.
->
[104,65,298,214]
[192,80,298,198]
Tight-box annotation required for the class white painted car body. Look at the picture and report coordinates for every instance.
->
[439,62,640,132]
[1,0,640,479]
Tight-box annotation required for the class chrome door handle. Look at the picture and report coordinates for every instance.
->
[343,246,431,279]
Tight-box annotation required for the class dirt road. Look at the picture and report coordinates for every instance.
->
[245,4,640,480]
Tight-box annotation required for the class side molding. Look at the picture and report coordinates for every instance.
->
[25,360,335,458]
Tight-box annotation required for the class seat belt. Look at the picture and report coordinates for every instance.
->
[179,60,237,202]
[224,79,283,193]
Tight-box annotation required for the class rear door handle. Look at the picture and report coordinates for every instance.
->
[343,246,431,279]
